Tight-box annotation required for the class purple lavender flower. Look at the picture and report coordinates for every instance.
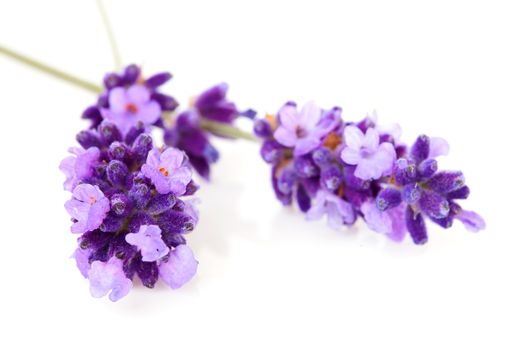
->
[274,101,338,156]
[194,83,238,123]
[306,190,356,229]
[361,200,406,242]
[141,147,192,195]
[65,184,110,234]
[163,83,246,179]
[82,64,177,130]
[101,85,162,136]
[254,103,484,244]
[88,257,133,302]
[59,147,100,191]
[159,245,198,289]
[62,121,200,300]
[340,125,396,180]
[125,225,169,262]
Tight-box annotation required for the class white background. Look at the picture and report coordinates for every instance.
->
[0,0,523,349]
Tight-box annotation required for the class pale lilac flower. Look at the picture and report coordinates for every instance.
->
[88,257,133,302]
[159,245,198,289]
[141,147,192,195]
[361,201,407,242]
[125,225,169,262]
[59,147,100,192]
[429,137,450,158]
[306,190,356,229]
[65,184,110,233]
[72,248,91,278]
[456,210,486,232]
[101,85,161,136]
[274,101,335,156]
[340,125,396,180]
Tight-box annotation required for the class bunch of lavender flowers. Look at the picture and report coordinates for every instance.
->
[81,64,253,180]
[60,121,199,301]
[254,102,485,244]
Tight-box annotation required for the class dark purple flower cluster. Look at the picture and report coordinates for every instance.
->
[80,64,249,180]
[81,64,177,129]
[254,103,485,244]
[61,120,200,302]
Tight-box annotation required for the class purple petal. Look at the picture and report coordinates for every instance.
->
[125,225,169,262]
[159,245,198,289]
[456,210,486,232]
[88,257,133,302]
[429,137,450,158]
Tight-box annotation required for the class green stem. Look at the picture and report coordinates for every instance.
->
[96,0,122,70]
[0,44,102,94]
[200,119,259,142]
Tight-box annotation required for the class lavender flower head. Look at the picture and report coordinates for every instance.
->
[254,103,485,244]
[61,121,199,301]
[82,64,177,132]
[164,83,254,179]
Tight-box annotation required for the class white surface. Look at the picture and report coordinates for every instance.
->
[0,0,523,349]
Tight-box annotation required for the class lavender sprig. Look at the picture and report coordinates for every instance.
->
[61,120,200,301]
[254,103,485,244]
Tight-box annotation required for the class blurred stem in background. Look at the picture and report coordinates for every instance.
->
[0,44,257,141]
[96,0,122,70]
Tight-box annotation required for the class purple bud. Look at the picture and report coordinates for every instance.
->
[108,142,127,160]
[110,193,131,217]
[103,73,121,89]
[202,143,219,163]
[426,171,465,194]
[81,105,103,127]
[406,206,428,245]
[417,158,438,179]
[129,183,152,209]
[260,140,283,164]
[151,92,179,111]
[419,190,450,219]
[106,160,129,186]
[183,180,199,196]
[146,193,178,215]
[295,155,319,178]
[145,72,172,89]
[76,130,102,149]
[312,147,332,167]
[410,135,430,164]
[277,168,296,195]
[125,124,146,145]
[131,133,153,160]
[80,229,111,251]
[136,261,159,288]
[393,158,417,185]
[128,212,155,233]
[253,119,273,138]
[320,165,342,191]
[296,184,311,212]
[97,93,109,108]
[98,122,122,145]
[403,183,422,204]
[157,210,195,235]
[121,64,140,85]
[99,214,125,232]
[343,165,370,191]
[431,201,461,229]
[447,186,470,200]
[195,83,227,108]
[376,188,402,211]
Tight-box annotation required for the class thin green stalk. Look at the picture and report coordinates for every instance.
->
[0,44,102,93]
[96,0,122,70]
[200,119,259,142]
